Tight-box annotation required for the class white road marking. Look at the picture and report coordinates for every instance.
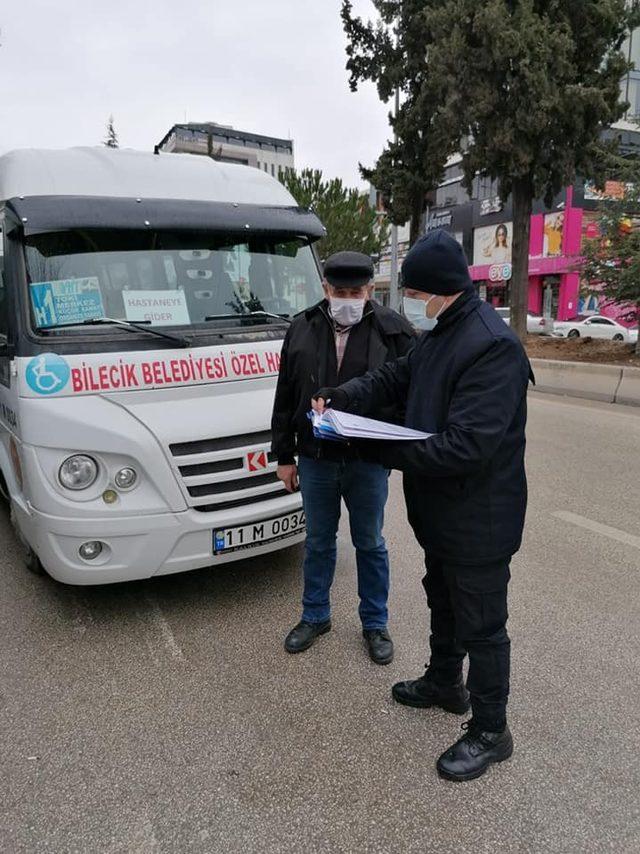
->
[144,595,186,664]
[553,511,640,550]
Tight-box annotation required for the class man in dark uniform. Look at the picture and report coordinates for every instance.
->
[271,251,415,664]
[312,231,532,781]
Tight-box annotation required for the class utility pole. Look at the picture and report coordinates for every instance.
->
[388,84,400,311]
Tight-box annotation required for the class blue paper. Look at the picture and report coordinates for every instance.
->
[308,410,348,443]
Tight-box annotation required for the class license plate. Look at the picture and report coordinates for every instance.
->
[213,509,306,555]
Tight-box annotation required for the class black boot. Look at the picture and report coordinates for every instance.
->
[392,670,470,714]
[437,720,513,782]
[363,628,394,665]
[284,620,331,653]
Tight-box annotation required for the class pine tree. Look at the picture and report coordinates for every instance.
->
[343,0,639,339]
[280,167,389,261]
[104,115,119,149]
[342,1,456,245]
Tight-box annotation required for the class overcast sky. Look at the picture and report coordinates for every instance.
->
[0,1,392,187]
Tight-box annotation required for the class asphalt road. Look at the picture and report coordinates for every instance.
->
[1,393,639,854]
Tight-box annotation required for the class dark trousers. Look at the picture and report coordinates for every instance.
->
[423,555,511,730]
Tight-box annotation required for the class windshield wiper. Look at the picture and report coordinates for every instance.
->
[204,311,291,325]
[247,310,292,324]
[38,317,192,348]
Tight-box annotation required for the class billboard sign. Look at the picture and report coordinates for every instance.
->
[543,212,564,258]
[473,222,512,266]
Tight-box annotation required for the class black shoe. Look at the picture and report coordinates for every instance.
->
[284,620,331,653]
[392,671,470,715]
[363,628,394,665]
[437,721,514,782]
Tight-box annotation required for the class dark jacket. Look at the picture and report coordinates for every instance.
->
[271,299,415,464]
[338,291,533,564]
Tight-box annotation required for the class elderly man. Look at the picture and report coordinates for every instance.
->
[271,251,414,664]
[313,231,533,781]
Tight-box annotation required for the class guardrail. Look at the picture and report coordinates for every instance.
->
[530,358,640,407]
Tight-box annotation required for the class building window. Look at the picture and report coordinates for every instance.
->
[471,175,499,201]
[624,30,640,72]
[271,164,275,176]
[435,180,470,207]
[443,163,464,182]
[626,74,640,117]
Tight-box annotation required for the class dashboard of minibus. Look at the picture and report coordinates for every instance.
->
[21,229,324,347]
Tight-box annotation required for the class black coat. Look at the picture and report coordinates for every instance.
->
[338,291,533,564]
[271,300,415,464]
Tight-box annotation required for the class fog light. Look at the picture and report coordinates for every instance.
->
[102,489,118,504]
[79,541,103,560]
[115,467,137,490]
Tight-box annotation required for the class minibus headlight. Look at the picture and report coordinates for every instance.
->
[59,455,99,490]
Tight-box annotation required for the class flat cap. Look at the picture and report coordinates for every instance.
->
[323,251,374,287]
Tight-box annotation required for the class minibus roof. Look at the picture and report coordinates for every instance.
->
[0,146,298,207]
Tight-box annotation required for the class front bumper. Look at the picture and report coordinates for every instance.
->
[14,493,304,585]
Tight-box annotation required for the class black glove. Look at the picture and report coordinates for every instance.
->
[312,387,350,410]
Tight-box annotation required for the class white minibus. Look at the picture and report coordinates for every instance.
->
[0,147,324,584]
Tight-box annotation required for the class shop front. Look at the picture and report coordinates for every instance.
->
[468,194,583,321]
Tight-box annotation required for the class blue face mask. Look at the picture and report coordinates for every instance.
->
[403,295,446,331]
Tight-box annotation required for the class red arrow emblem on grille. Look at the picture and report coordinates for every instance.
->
[247,450,268,472]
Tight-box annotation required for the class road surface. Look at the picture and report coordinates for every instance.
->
[1,393,639,853]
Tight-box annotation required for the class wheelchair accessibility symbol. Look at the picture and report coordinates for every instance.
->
[25,353,71,395]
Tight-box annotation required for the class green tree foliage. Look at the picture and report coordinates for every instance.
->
[581,169,640,354]
[343,0,639,339]
[280,167,388,261]
[104,115,119,149]
[427,0,638,339]
[342,1,456,244]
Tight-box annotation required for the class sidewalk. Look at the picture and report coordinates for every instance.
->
[530,358,640,406]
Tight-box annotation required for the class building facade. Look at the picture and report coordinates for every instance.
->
[374,29,640,318]
[156,122,294,179]
[622,30,640,119]
[425,122,640,325]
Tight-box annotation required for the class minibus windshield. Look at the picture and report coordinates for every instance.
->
[24,229,324,335]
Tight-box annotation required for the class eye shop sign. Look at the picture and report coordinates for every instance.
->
[23,349,282,396]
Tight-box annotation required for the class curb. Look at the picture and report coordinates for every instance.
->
[529,358,640,407]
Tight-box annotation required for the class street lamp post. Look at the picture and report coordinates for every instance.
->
[388,85,400,311]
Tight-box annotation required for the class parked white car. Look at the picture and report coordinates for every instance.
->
[553,315,638,343]
[496,308,555,335]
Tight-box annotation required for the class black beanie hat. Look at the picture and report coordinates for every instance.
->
[401,230,473,295]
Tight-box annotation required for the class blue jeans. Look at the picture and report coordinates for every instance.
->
[297,456,391,630]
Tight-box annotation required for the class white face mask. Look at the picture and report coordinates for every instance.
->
[329,296,366,327]
[403,295,446,331]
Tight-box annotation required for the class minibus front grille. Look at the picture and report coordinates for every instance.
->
[192,488,290,513]
[169,430,285,510]
[187,471,279,498]
[178,452,276,478]
[170,430,272,457]
[179,458,244,477]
